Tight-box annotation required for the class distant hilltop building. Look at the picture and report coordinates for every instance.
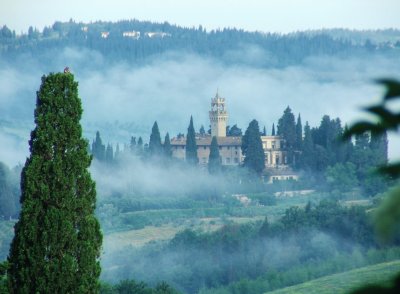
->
[101,32,110,39]
[144,32,171,38]
[122,31,140,39]
[171,92,296,180]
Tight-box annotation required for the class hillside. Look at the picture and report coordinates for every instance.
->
[1,20,399,68]
[266,260,400,294]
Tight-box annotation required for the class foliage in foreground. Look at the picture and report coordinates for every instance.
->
[343,79,400,293]
[7,72,102,293]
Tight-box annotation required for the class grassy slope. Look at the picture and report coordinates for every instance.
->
[266,260,400,294]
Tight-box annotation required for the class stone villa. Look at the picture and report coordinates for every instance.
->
[170,92,298,181]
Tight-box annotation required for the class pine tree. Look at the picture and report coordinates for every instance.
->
[271,123,276,136]
[242,119,265,175]
[163,132,172,158]
[149,121,162,157]
[186,116,198,165]
[208,136,221,174]
[8,72,102,293]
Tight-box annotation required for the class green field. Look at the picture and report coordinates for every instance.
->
[266,260,400,294]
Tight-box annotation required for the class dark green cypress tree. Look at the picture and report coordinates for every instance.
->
[242,119,265,176]
[208,136,221,174]
[8,72,102,293]
[295,114,302,150]
[263,126,267,136]
[277,106,296,149]
[299,122,315,170]
[163,132,172,158]
[149,121,162,157]
[271,123,276,136]
[186,116,198,165]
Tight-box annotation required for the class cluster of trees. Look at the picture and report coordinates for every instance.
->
[89,104,390,197]
[103,200,400,294]
[272,106,389,195]
[1,21,398,69]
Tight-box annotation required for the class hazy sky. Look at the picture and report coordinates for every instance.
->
[2,0,400,34]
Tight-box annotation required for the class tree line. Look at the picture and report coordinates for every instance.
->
[1,20,398,69]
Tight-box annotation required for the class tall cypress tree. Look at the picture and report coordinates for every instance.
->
[242,119,265,176]
[8,72,102,293]
[149,121,162,157]
[277,106,296,149]
[299,121,315,170]
[92,131,105,161]
[208,136,221,174]
[271,123,276,136]
[295,114,302,150]
[186,116,198,165]
[163,132,172,158]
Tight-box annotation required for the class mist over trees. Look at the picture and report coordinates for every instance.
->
[1,21,399,70]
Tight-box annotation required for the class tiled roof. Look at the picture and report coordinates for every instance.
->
[171,136,241,146]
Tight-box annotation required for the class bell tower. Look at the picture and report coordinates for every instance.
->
[209,91,228,137]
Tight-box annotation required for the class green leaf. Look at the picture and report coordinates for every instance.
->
[375,78,400,101]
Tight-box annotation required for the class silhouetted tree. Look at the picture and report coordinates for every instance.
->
[295,114,302,150]
[186,116,198,165]
[242,119,265,176]
[163,133,172,158]
[92,131,105,161]
[149,121,162,157]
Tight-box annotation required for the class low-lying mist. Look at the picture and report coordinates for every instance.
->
[1,46,400,167]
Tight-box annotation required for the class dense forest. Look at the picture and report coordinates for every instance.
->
[1,20,399,68]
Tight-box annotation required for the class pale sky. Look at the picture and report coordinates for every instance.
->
[1,0,400,34]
